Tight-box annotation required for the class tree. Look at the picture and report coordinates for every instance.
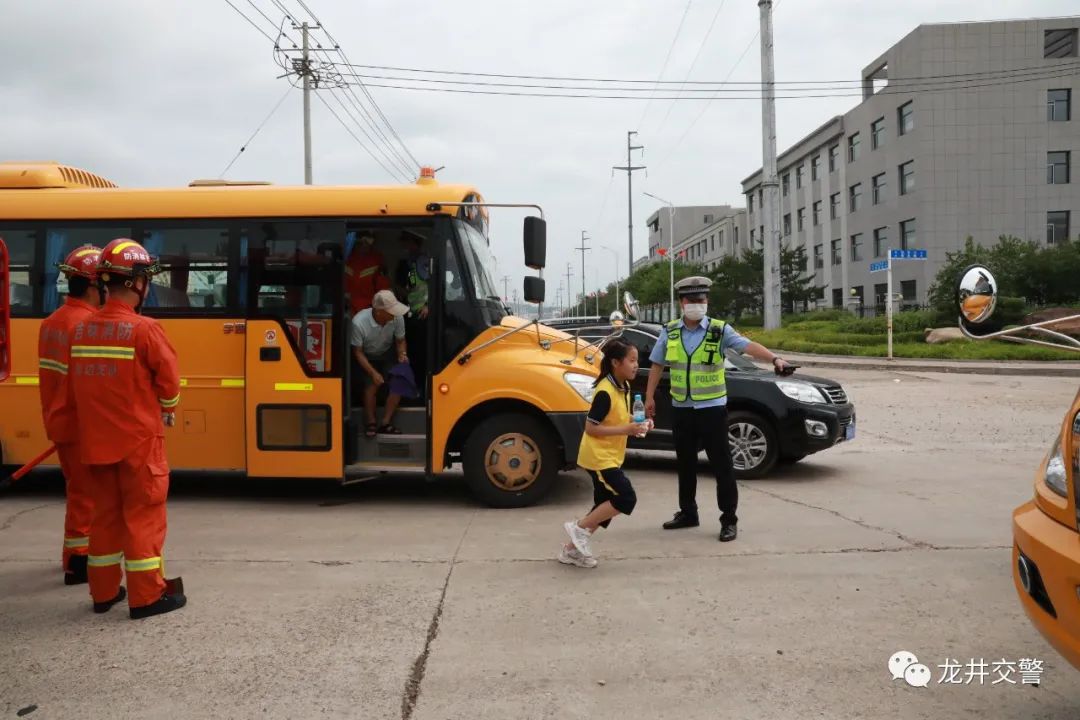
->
[780,245,823,313]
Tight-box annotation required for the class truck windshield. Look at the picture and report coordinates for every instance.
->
[454,219,506,316]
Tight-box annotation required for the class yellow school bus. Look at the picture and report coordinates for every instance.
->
[958,265,1080,669]
[0,162,603,507]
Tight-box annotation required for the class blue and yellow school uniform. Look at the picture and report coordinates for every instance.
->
[577,375,638,521]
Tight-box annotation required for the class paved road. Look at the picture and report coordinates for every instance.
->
[2,369,1078,719]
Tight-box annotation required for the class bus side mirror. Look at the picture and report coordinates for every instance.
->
[524,217,546,270]
[956,264,1000,337]
[623,291,640,320]
[524,277,546,305]
[0,238,9,382]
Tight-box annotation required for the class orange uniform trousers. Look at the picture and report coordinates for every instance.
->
[56,443,94,572]
[87,438,170,609]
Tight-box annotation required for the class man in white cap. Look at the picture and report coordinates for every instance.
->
[645,275,791,542]
[352,289,409,437]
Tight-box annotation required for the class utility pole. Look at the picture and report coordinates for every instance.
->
[301,23,313,185]
[578,231,591,313]
[758,0,781,329]
[565,263,575,313]
[501,275,511,303]
[613,131,645,277]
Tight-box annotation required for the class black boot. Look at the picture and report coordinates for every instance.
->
[130,579,187,620]
[719,524,738,542]
[662,511,700,530]
[65,555,88,586]
[93,587,127,614]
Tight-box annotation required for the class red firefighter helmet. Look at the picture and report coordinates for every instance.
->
[96,238,161,283]
[57,245,103,279]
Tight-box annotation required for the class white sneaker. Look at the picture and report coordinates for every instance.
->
[558,546,598,568]
[564,521,594,557]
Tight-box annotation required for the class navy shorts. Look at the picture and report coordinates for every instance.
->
[587,467,638,527]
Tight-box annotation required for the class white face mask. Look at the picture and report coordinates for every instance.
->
[683,303,707,321]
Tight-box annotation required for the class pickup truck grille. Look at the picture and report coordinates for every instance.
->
[822,386,848,404]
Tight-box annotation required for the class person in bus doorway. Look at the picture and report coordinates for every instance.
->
[37,245,104,586]
[352,289,409,437]
[644,276,791,542]
[345,231,391,314]
[395,230,429,393]
[70,238,187,619]
[561,338,650,568]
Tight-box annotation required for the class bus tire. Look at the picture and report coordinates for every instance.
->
[462,413,559,508]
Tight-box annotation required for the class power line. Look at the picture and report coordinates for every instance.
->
[638,0,694,129]
[322,86,413,182]
[222,0,278,44]
[314,90,411,182]
[653,0,729,136]
[219,86,293,177]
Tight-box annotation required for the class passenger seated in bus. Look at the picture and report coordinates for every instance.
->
[346,231,390,314]
[351,289,409,437]
[395,230,429,395]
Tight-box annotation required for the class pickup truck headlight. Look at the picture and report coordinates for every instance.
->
[1045,435,1067,497]
[564,372,596,404]
[777,381,827,404]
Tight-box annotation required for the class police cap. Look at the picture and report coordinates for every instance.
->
[674,275,712,298]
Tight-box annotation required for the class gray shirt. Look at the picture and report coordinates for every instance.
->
[350,309,405,357]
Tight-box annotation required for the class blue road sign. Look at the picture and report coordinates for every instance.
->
[890,249,927,260]
[869,260,889,273]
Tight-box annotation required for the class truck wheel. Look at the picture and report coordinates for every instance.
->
[728,410,778,479]
[462,413,559,508]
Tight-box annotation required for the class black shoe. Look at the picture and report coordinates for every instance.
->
[130,592,187,620]
[65,555,88,585]
[662,511,700,530]
[719,525,738,542]
[93,587,127,614]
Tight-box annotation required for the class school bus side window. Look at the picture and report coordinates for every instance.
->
[142,226,231,312]
[43,226,131,312]
[1,229,36,315]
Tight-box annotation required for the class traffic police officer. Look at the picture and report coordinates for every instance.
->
[644,276,791,541]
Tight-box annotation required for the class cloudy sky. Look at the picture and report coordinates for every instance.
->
[4,0,1076,307]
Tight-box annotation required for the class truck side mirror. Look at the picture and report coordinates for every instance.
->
[523,217,546,270]
[956,264,1000,337]
[623,291,640,320]
[524,277,546,304]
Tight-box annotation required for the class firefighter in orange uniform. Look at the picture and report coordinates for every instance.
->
[70,238,187,619]
[345,231,391,313]
[38,245,103,585]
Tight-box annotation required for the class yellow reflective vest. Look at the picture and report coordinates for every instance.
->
[664,319,727,402]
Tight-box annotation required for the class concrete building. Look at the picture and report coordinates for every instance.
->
[644,204,747,270]
[742,17,1080,310]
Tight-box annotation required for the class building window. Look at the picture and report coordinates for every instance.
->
[898,101,914,136]
[814,243,823,269]
[874,282,888,307]
[899,160,915,194]
[1047,210,1070,244]
[850,233,864,262]
[871,117,885,149]
[848,133,861,163]
[1044,28,1078,58]
[829,144,839,172]
[831,238,842,266]
[830,192,840,220]
[748,193,754,213]
[1047,151,1071,184]
[812,201,822,226]
[832,288,843,308]
[704,214,714,224]
[758,189,763,207]
[849,183,863,212]
[1048,89,1072,121]
[796,165,804,188]
[783,213,792,237]
[811,155,821,180]
[734,226,739,247]
[711,234,716,252]
[901,279,917,303]
[759,225,764,246]
[750,228,756,244]
[797,207,806,231]
[873,227,888,258]
[782,173,790,197]
[872,173,887,204]
[900,219,916,250]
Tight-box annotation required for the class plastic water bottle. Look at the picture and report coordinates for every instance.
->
[632,394,646,423]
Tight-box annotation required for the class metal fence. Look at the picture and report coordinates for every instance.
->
[638,301,933,324]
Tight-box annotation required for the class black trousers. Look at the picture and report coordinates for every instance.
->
[672,405,738,525]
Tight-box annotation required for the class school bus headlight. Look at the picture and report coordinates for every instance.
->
[563,372,596,404]
[1045,435,1067,497]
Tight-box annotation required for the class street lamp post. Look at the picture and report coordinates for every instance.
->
[600,245,619,313]
[644,191,676,320]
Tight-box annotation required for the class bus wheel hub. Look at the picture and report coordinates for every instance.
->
[485,432,540,491]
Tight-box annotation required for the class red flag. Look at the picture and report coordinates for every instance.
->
[657,247,667,257]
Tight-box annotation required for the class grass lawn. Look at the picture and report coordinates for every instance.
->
[740,316,1078,362]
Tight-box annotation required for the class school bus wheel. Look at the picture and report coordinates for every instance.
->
[462,413,559,508]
